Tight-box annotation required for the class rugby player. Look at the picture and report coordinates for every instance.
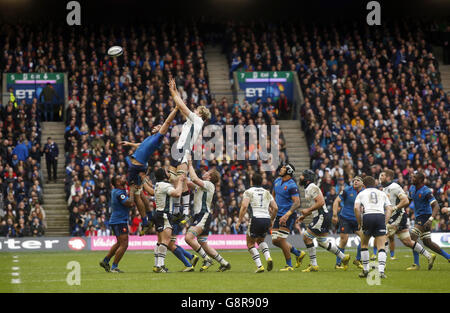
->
[99,175,135,273]
[332,176,365,270]
[380,170,436,270]
[297,170,350,272]
[168,78,210,225]
[153,167,185,273]
[354,176,393,279]
[272,163,306,271]
[235,173,278,273]
[120,107,179,233]
[407,172,450,270]
[184,155,231,272]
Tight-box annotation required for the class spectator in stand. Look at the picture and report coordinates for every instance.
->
[43,137,59,183]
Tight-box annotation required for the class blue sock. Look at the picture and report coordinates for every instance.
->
[290,246,300,257]
[439,249,450,260]
[111,263,118,270]
[286,258,292,267]
[413,251,420,266]
[103,257,110,264]
[336,247,345,265]
[356,243,361,261]
[390,250,395,258]
[373,247,377,255]
[178,245,194,260]
[173,246,192,267]
[142,215,148,227]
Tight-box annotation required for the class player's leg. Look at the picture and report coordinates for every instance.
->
[100,228,120,272]
[169,223,194,271]
[374,235,387,277]
[398,230,436,270]
[302,230,319,272]
[256,238,273,271]
[199,236,231,272]
[419,227,450,261]
[388,234,396,259]
[315,231,350,270]
[155,228,172,272]
[358,233,371,277]
[247,234,264,273]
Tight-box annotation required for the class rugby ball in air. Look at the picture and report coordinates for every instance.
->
[108,46,123,57]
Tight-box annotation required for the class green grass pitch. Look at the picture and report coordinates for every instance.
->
[1,248,449,293]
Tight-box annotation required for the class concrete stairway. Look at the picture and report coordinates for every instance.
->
[205,45,234,104]
[440,65,450,95]
[40,122,69,236]
[278,120,310,209]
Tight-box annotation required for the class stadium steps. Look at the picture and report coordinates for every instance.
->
[205,45,234,104]
[278,120,310,209]
[440,65,450,95]
[40,122,69,237]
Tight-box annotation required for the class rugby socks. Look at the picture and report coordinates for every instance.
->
[378,249,387,274]
[142,215,148,227]
[155,243,160,267]
[286,258,293,267]
[373,247,377,256]
[196,247,208,259]
[103,256,110,264]
[439,249,450,260]
[181,191,190,217]
[214,253,228,266]
[180,246,194,260]
[326,242,345,259]
[259,242,271,260]
[361,248,369,271]
[390,250,395,258]
[173,246,192,267]
[413,242,431,260]
[249,247,263,268]
[111,263,118,270]
[336,247,345,265]
[290,246,301,257]
[306,243,318,267]
[413,250,420,266]
[356,243,361,261]
[158,243,168,267]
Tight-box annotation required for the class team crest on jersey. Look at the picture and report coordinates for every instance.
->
[284,186,287,190]
[419,194,421,198]
[120,194,126,200]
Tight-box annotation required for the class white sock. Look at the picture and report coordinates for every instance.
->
[413,242,431,260]
[361,249,370,271]
[378,249,387,274]
[196,247,208,259]
[249,247,262,268]
[307,244,318,266]
[259,242,271,260]
[159,244,167,267]
[214,253,228,266]
[322,240,345,259]
[154,243,160,267]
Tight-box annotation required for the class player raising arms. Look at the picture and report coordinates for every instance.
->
[272,163,306,271]
[236,173,278,273]
[153,168,185,273]
[184,155,231,272]
[120,107,179,233]
[408,172,450,270]
[332,176,365,270]
[99,175,135,273]
[354,176,393,279]
[379,170,436,270]
[168,78,210,224]
[297,170,350,272]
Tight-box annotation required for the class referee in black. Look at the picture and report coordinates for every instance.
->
[43,137,59,183]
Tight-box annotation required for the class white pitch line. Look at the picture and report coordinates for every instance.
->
[11,272,20,277]
[12,267,20,271]
[11,279,21,284]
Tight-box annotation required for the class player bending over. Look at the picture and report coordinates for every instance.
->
[236,173,278,273]
[297,170,350,272]
[407,172,450,270]
[332,176,365,270]
[379,170,436,270]
[121,107,179,233]
[142,172,199,272]
[153,168,185,273]
[99,175,135,273]
[168,78,210,224]
[354,176,393,279]
[184,155,231,272]
[271,163,306,271]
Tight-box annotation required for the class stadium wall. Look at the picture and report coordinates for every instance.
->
[1,234,449,252]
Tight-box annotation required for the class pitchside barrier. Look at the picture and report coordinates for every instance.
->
[0,233,449,252]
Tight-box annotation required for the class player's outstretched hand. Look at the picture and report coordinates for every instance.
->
[168,78,177,94]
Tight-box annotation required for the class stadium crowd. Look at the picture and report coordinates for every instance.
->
[224,19,449,232]
[0,18,448,238]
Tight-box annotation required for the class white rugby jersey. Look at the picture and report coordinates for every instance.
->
[154,182,175,213]
[243,187,273,219]
[383,182,406,210]
[305,183,328,217]
[355,188,392,215]
[177,111,204,151]
[192,180,215,215]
